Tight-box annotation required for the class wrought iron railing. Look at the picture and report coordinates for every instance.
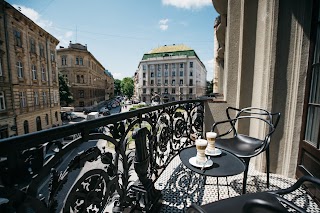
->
[0,100,204,212]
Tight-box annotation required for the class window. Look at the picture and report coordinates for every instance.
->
[190,62,193,68]
[189,88,193,94]
[150,80,154,85]
[53,91,58,103]
[151,72,154,77]
[180,88,183,94]
[79,58,83,65]
[77,75,80,83]
[164,88,168,94]
[36,116,42,131]
[190,71,193,76]
[34,91,39,106]
[55,111,58,121]
[0,127,8,139]
[0,92,5,111]
[180,71,183,76]
[45,114,49,125]
[143,80,146,86]
[180,79,183,85]
[158,64,161,71]
[0,57,3,76]
[172,88,175,94]
[143,73,146,78]
[165,71,168,77]
[150,65,154,70]
[76,57,79,65]
[14,30,22,47]
[172,63,176,69]
[165,64,168,69]
[16,61,23,78]
[32,65,37,80]
[20,92,27,108]
[164,79,168,85]
[79,90,84,98]
[30,39,36,53]
[24,120,29,134]
[157,70,161,77]
[143,88,146,94]
[157,79,161,85]
[39,43,45,58]
[172,71,176,77]
[180,63,184,68]
[79,101,84,107]
[151,88,154,93]
[172,79,175,85]
[143,64,146,70]
[81,75,84,83]
[42,91,47,105]
[50,51,55,62]
[158,88,161,94]
[41,65,46,81]
[189,79,193,86]
[62,56,67,65]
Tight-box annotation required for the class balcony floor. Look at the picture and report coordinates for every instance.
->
[155,156,320,213]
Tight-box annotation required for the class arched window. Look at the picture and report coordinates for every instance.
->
[55,111,58,121]
[45,114,49,125]
[24,120,29,134]
[36,116,42,131]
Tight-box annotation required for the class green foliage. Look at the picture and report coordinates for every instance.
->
[114,79,122,96]
[59,73,74,106]
[206,80,213,95]
[121,77,134,99]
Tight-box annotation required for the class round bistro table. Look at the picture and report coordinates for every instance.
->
[179,146,246,200]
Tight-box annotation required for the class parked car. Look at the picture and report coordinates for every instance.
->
[102,110,110,116]
[99,107,109,114]
[125,100,132,105]
[87,112,100,120]
[61,112,77,121]
[83,108,93,115]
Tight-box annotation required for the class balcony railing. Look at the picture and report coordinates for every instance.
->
[0,100,204,212]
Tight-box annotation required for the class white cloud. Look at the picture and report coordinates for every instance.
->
[159,19,169,31]
[162,0,211,9]
[205,58,214,80]
[113,72,124,79]
[65,31,73,38]
[13,5,53,30]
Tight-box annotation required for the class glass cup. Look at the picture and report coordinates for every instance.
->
[195,139,208,165]
[206,132,217,154]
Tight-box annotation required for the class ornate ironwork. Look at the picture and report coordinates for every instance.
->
[0,100,205,212]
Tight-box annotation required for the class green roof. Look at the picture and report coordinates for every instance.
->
[142,50,196,60]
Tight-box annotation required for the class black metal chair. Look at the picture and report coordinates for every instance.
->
[187,175,320,213]
[211,107,280,194]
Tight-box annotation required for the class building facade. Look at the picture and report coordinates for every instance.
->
[208,0,320,192]
[0,1,61,138]
[57,43,112,108]
[135,44,207,103]
[104,70,114,100]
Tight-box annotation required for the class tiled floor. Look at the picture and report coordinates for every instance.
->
[155,157,320,212]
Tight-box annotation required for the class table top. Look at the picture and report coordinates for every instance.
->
[179,146,245,177]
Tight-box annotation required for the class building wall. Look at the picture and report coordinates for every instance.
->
[136,49,207,103]
[0,1,61,138]
[210,0,313,178]
[57,43,111,108]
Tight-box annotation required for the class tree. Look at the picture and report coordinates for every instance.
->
[59,73,74,106]
[121,77,134,99]
[206,80,213,95]
[114,79,121,96]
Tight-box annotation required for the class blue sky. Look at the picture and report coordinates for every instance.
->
[7,0,218,80]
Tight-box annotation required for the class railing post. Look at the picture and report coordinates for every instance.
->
[131,127,161,212]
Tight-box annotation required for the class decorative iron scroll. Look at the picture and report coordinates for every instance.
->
[0,100,205,212]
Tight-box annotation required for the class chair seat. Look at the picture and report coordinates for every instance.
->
[200,192,288,213]
[215,134,264,158]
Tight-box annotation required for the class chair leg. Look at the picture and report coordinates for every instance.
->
[242,158,250,194]
[266,147,270,188]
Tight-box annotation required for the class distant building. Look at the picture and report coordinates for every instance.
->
[135,44,207,103]
[57,43,113,108]
[0,1,61,138]
[104,70,114,100]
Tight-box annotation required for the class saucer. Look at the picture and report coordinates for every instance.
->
[189,157,213,168]
[205,148,222,156]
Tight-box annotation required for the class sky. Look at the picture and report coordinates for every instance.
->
[7,0,218,80]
